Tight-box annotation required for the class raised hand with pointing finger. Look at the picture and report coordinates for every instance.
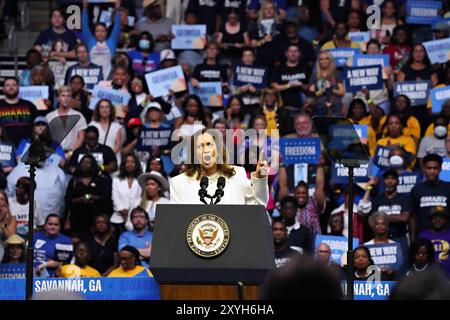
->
[255,150,270,178]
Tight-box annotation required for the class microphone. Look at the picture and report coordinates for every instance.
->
[213,176,226,204]
[198,176,209,204]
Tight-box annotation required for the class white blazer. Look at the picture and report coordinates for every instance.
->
[111,177,142,229]
[170,166,269,206]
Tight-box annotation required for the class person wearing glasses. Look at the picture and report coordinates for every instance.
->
[117,207,153,265]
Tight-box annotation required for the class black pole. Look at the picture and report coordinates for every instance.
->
[25,163,36,300]
[346,165,354,301]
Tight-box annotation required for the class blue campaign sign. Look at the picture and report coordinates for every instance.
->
[136,127,172,152]
[423,38,450,64]
[0,277,161,300]
[439,157,450,182]
[0,141,16,168]
[315,235,359,265]
[233,65,269,89]
[328,48,360,68]
[345,66,383,93]
[0,263,26,279]
[379,171,421,194]
[406,0,442,25]
[145,65,187,98]
[341,281,396,300]
[352,54,390,68]
[280,137,321,165]
[331,162,370,183]
[430,85,450,113]
[366,242,403,271]
[348,32,370,43]
[373,145,392,168]
[328,124,369,149]
[89,85,131,110]
[171,25,206,50]
[394,80,432,106]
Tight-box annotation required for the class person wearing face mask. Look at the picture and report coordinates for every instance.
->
[128,31,160,76]
[418,115,449,163]
[376,114,417,169]
[385,144,407,170]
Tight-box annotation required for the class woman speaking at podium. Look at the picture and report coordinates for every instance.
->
[170,128,270,206]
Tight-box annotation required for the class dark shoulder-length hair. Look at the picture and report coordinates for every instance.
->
[75,153,100,178]
[405,43,432,67]
[181,94,206,124]
[346,98,368,119]
[184,128,236,180]
[119,153,142,179]
[354,246,375,267]
[128,75,149,96]
[1,242,26,263]
[409,238,435,267]
[92,99,116,123]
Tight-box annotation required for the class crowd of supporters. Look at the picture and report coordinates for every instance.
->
[0,0,449,283]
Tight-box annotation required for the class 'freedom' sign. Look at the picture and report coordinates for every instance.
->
[345,66,383,93]
[394,80,431,106]
[406,0,442,25]
[280,137,321,165]
[233,65,268,89]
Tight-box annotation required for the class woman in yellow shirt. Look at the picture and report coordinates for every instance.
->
[107,246,153,278]
[346,98,377,157]
[379,95,421,144]
[377,114,417,168]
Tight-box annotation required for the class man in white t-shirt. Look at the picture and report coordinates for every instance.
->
[45,86,87,160]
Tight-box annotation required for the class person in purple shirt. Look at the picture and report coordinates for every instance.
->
[419,206,450,279]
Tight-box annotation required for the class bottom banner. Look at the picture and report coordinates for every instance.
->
[0,277,160,300]
[341,281,396,300]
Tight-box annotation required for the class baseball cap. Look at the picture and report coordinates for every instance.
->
[429,206,448,219]
[160,49,177,63]
[126,117,143,129]
[34,116,48,125]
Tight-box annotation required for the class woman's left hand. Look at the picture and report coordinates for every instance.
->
[255,150,269,178]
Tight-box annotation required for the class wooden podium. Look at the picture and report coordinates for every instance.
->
[150,204,275,301]
[160,284,261,300]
